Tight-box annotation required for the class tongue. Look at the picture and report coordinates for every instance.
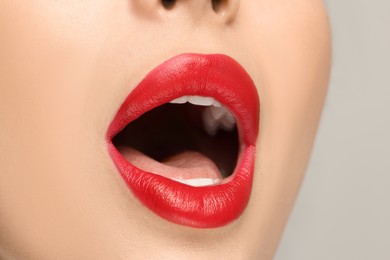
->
[118,147,223,180]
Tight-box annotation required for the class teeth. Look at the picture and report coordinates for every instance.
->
[169,96,188,104]
[203,108,219,136]
[188,96,214,106]
[212,100,222,107]
[210,106,225,121]
[203,106,236,136]
[169,96,221,107]
[219,110,236,131]
[169,95,236,136]
[174,178,221,187]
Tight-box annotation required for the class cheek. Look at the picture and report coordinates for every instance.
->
[240,0,331,179]
[0,1,131,257]
[236,0,331,256]
[0,0,129,151]
[0,1,113,177]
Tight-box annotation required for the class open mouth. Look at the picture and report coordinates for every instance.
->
[107,54,259,228]
[112,97,239,187]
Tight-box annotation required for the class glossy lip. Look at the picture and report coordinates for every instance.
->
[107,53,259,228]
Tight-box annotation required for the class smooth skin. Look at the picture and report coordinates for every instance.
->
[0,0,331,259]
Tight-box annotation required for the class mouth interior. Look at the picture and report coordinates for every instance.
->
[112,99,239,184]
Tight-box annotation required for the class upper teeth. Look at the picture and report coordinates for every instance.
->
[169,95,236,136]
[170,95,221,107]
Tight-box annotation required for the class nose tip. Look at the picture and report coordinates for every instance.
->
[160,0,240,23]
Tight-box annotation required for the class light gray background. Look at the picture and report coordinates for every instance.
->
[275,0,390,259]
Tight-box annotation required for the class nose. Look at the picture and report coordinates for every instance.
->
[133,0,240,24]
[164,0,239,23]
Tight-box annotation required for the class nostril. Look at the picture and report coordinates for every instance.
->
[161,0,176,10]
[160,0,238,22]
[211,0,228,13]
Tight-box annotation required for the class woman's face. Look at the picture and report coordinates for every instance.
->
[0,0,330,259]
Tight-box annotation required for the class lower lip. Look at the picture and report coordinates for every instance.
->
[107,54,259,228]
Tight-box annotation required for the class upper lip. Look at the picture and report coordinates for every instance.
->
[107,53,259,228]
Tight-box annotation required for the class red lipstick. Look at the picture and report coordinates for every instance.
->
[107,54,259,228]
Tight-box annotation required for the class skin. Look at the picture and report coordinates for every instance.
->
[0,0,331,259]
